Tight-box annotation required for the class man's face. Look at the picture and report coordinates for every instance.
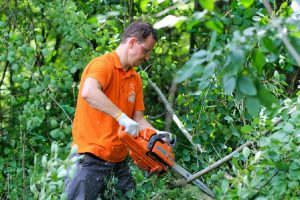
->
[129,35,156,67]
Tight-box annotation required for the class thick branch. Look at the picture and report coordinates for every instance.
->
[171,117,283,188]
[172,141,254,187]
[165,81,177,132]
[262,0,273,16]
[147,79,202,152]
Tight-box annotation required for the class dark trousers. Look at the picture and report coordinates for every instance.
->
[65,153,135,200]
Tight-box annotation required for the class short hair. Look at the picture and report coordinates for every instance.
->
[121,21,158,43]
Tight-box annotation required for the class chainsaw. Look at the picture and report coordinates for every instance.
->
[118,127,215,198]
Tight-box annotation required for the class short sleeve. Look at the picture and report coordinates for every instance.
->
[86,59,113,90]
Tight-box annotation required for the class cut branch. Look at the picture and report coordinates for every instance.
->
[172,141,254,188]
[171,117,283,188]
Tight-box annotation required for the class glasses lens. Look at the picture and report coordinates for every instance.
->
[138,42,151,55]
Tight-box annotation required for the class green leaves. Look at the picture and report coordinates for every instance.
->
[221,180,229,193]
[35,35,43,42]
[237,76,257,96]
[257,84,277,109]
[175,50,207,83]
[205,20,224,34]
[22,81,30,89]
[0,21,7,28]
[239,0,254,8]
[50,119,58,128]
[253,50,265,74]
[153,15,188,29]
[245,96,261,116]
[242,147,251,160]
[199,0,215,11]
[7,50,15,63]
[50,129,65,140]
[31,142,74,199]
[241,125,253,133]
[225,48,245,75]
[223,74,236,95]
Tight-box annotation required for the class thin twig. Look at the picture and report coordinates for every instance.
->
[250,169,278,199]
[34,76,73,124]
[0,61,9,89]
[21,124,25,200]
[5,174,10,200]
[280,35,300,67]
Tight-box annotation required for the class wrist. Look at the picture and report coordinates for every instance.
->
[115,112,123,121]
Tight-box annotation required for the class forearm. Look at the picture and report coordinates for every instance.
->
[84,89,121,119]
[81,77,121,119]
[137,118,154,130]
[133,112,154,130]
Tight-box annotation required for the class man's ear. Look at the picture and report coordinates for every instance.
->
[128,37,137,46]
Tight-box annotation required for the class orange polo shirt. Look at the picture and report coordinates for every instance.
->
[72,51,145,162]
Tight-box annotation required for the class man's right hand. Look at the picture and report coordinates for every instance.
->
[117,113,139,137]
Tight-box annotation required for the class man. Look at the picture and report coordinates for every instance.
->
[65,21,169,199]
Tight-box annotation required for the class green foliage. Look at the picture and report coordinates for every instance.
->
[215,99,300,199]
[30,143,78,200]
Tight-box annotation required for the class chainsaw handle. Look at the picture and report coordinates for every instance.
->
[169,136,176,148]
[147,132,177,150]
[147,134,165,150]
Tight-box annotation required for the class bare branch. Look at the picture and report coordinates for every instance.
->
[262,0,273,17]
[171,117,283,188]
[146,78,203,152]
[172,141,254,187]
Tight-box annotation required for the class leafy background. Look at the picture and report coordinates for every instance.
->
[0,0,300,199]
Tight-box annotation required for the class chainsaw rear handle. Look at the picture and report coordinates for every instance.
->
[147,132,176,150]
[147,134,164,150]
[169,137,176,148]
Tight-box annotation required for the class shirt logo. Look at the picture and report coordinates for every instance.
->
[128,83,136,103]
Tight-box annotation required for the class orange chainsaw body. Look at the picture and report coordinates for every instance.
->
[118,127,175,175]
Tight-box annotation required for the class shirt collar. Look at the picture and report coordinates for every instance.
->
[112,51,123,69]
[112,51,135,76]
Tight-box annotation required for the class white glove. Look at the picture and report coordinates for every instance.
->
[156,130,172,143]
[117,113,139,137]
